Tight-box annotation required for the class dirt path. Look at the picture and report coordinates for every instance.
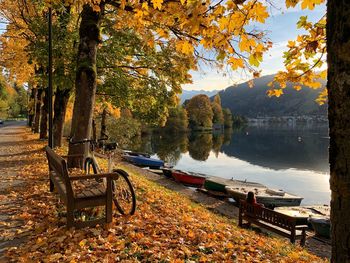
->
[122,163,331,260]
[0,123,38,260]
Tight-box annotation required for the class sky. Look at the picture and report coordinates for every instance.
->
[182,2,326,91]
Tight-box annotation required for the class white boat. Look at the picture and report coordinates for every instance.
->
[225,185,303,208]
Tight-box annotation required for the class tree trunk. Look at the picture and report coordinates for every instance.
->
[53,88,70,147]
[28,87,37,128]
[100,107,108,139]
[40,88,48,139]
[327,1,350,261]
[68,4,103,167]
[33,88,43,133]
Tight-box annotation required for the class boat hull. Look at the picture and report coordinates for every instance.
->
[309,218,330,238]
[171,170,207,187]
[204,176,266,193]
[225,187,303,208]
[123,154,164,168]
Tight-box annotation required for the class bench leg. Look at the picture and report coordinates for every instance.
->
[238,208,243,227]
[49,179,54,192]
[300,229,306,246]
[290,229,296,244]
[67,206,74,228]
[106,178,113,224]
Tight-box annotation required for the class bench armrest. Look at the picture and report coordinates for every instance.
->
[69,173,119,181]
[295,225,309,230]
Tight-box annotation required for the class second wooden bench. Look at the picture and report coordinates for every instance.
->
[239,200,308,246]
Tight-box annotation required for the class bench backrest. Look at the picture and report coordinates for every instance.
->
[45,146,74,201]
[240,200,296,230]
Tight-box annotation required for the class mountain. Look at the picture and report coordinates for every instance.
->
[217,74,327,117]
[180,89,220,103]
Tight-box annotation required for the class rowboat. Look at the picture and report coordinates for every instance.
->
[204,176,266,193]
[123,153,164,169]
[225,185,303,208]
[275,205,330,236]
[123,150,151,158]
[171,169,207,187]
[309,217,330,238]
[161,168,173,178]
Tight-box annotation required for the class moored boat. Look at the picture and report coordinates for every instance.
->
[308,217,330,238]
[225,185,303,208]
[123,153,164,169]
[171,170,207,187]
[204,176,266,193]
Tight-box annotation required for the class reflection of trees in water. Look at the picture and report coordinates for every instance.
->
[151,133,189,166]
[212,133,224,157]
[188,133,212,161]
[223,128,233,146]
[221,125,329,172]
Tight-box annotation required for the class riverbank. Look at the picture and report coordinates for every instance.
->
[0,124,328,261]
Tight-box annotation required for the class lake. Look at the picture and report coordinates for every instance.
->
[127,124,330,205]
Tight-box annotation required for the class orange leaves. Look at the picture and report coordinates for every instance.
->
[300,0,325,10]
[176,40,194,55]
[1,131,326,262]
[151,0,164,10]
[267,89,284,98]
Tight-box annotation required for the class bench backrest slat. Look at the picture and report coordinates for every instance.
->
[241,201,295,230]
[45,146,74,200]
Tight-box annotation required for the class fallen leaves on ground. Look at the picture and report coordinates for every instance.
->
[1,129,327,262]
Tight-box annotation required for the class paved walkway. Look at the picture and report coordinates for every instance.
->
[0,122,37,261]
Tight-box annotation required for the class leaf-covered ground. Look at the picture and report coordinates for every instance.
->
[1,127,327,262]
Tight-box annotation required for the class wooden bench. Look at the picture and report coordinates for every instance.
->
[239,200,308,246]
[45,146,118,228]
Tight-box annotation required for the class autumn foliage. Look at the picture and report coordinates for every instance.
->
[0,129,327,262]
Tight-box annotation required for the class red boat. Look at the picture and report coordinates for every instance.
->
[171,170,207,187]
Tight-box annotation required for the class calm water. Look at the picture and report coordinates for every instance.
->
[127,124,330,205]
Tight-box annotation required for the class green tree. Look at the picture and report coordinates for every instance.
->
[223,108,233,128]
[162,107,188,133]
[186,94,213,130]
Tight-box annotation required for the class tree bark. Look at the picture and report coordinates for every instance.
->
[100,108,108,139]
[327,1,350,261]
[39,88,48,139]
[53,88,70,147]
[33,88,43,133]
[68,4,103,167]
[28,87,36,128]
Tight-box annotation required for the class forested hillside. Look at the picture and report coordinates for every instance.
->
[218,75,327,117]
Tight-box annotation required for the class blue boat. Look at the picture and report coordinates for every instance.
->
[123,153,164,169]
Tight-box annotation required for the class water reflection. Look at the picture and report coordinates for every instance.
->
[124,124,330,204]
[128,124,329,174]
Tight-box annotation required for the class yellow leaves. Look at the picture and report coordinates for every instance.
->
[285,0,299,8]
[294,85,302,91]
[316,88,328,105]
[152,0,163,10]
[300,0,324,10]
[1,130,326,263]
[249,2,269,23]
[267,89,284,97]
[176,40,194,55]
[228,57,244,70]
[239,35,256,53]
[249,51,263,67]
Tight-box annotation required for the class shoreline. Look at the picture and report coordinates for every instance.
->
[120,162,331,260]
